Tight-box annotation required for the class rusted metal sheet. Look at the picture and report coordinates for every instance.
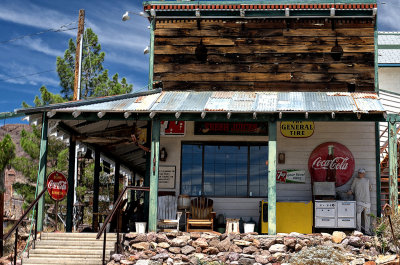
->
[48,91,385,114]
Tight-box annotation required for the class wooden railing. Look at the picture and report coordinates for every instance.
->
[96,186,150,265]
[3,188,47,265]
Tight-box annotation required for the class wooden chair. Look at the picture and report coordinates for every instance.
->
[157,195,182,232]
[186,197,216,232]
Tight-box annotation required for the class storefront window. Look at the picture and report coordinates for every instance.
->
[181,143,268,197]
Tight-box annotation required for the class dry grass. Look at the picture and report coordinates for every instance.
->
[290,245,348,265]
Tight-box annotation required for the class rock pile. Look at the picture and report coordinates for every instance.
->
[107,231,399,265]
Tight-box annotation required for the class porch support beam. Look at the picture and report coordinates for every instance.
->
[148,18,155,90]
[66,135,76,232]
[114,162,120,203]
[148,119,160,232]
[37,112,48,232]
[92,147,100,229]
[268,121,277,235]
[388,121,398,213]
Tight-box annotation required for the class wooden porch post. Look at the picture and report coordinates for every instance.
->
[148,119,160,232]
[388,121,398,213]
[93,147,100,229]
[114,162,120,203]
[268,121,277,235]
[66,135,76,232]
[37,112,48,232]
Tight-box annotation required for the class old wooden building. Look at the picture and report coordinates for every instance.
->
[10,0,400,236]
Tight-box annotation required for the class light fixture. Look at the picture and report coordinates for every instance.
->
[285,8,290,17]
[279,112,283,119]
[149,112,156,119]
[175,112,181,119]
[124,112,131,119]
[201,112,206,119]
[357,113,361,120]
[331,112,335,119]
[160,147,168,162]
[150,9,156,17]
[72,111,81,118]
[144,46,150,55]
[227,112,231,119]
[97,111,106,118]
[278,152,285,164]
[47,110,56,118]
[305,112,309,119]
[122,11,150,22]
[253,112,257,119]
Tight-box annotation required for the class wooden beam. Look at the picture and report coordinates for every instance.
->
[114,162,120,203]
[92,147,100,229]
[388,121,398,213]
[268,121,277,235]
[148,119,160,232]
[66,135,76,232]
[149,19,155,89]
[37,112,48,232]
[375,122,381,217]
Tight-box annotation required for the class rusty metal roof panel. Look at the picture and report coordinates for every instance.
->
[150,91,190,112]
[56,93,161,112]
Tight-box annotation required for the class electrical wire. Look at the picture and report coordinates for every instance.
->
[0,70,54,82]
[0,21,78,45]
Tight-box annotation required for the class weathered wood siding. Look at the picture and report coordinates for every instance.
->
[154,19,375,91]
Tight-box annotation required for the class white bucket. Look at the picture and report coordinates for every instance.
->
[135,222,147,233]
[244,223,255,233]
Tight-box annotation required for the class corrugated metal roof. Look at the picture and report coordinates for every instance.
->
[378,32,400,45]
[378,49,400,64]
[53,91,385,114]
[378,32,400,64]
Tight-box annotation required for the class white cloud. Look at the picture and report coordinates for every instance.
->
[0,2,76,36]
[14,37,63,57]
[106,51,149,72]
[379,1,400,31]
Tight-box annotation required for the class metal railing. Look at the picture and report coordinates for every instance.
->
[96,186,150,265]
[3,188,47,265]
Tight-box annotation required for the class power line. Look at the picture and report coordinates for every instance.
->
[0,21,78,45]
[0,70,54,82]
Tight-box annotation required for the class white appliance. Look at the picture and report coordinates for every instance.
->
[315,200,356,228]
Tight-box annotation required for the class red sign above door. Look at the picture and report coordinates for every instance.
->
[308,142,355,187]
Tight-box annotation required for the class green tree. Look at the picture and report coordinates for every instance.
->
[56,28,132,100]
[0,134,16,192]
[12,127,68,206]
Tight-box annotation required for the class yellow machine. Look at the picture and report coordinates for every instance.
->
[260,201,313,234]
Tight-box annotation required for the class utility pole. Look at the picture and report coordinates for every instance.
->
[73,9,85,101]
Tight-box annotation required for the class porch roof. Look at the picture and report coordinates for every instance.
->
[17,91,386,117]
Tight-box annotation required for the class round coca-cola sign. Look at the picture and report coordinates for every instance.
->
[308,142,355,187]
[47,171,68,201]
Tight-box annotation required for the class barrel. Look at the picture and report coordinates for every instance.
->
[177,194,190,210]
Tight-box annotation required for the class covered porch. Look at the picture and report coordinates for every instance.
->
[14,89,395,234]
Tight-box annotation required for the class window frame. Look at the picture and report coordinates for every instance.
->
[180,141,268,198]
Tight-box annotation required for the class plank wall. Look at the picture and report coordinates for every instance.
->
[154,19,375,91]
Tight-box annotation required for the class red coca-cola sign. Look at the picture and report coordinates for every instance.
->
[47,171,68,201]
[308,142,355,187]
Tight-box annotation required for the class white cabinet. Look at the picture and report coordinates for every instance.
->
[314,200,356,229]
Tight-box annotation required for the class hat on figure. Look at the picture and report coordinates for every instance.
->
[358,168,366,173]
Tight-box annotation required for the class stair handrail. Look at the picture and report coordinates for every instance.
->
[96,185,150,265]
[380,125,400,154]
[3,187,47,265]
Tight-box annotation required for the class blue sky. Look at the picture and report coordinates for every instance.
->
[0,0,399,124]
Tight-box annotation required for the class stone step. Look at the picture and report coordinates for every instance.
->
[36,240,115,246]
[33,244,114,250]
[23,257,103,265]
[28,253,110,259]
[41,232,118,239]
[30,248,111,255]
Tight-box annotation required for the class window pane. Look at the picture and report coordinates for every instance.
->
[250,145,268,197]
[181,144,203,196]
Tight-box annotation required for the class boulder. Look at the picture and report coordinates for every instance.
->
[203,247,219,254]
[168,247,181,254]
[332,231,347,244]
[192,237,208,248]
[243,246,258,254]
[255,255,270,264]
[238,257,256,265]
[130,233,147,243]
[348,236,363,247]
[156,234,170,243]
[283,237,296,248]
[111,254,123,262]
[217,237,232,252]
[353,231,363,237]
[181,245,196,255]
[131,242,150,251]
[269,244,287,253]
[228,252,240,261]
[259,238,276,249]
[151,253,169,260]
[229,244,243,253]
[171,237,186,247]
[157,242,170,249]
[209,238,221,248]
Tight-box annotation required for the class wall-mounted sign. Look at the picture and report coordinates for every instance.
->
[47,171,68,201]
[276,170,306,183]
[280,121,314,138]
[161,121,185,136]
[159,166,176,189]
[308,142,355,187]
[195,122,267,135]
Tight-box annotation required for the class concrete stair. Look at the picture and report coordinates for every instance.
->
[23,232,118,265]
